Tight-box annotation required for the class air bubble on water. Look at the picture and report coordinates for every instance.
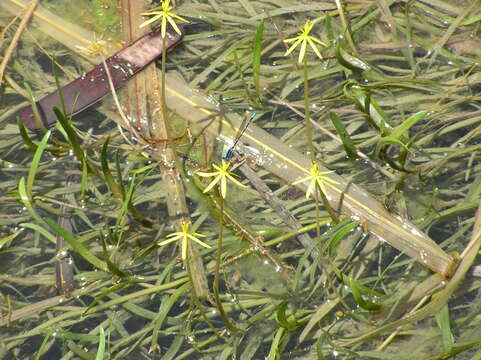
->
[410,227,423,237]
[57,250,68,259]
[420,249,428,264]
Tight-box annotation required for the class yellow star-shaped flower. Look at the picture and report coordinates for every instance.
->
[284,20,327,64]
[140,0,190,38]
[76,34,108,58]
[158,221,211,260]
[196,160,248,199]
[292,162,339,199]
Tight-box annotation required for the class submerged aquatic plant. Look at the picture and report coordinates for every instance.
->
[3,0,481,359]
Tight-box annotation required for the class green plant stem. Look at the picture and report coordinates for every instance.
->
[304,56,327,245]
[303,56,314,162]
[185,256,222,339]
[214,196,236,332]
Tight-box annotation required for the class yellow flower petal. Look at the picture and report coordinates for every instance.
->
[202,175,221,193]
[307,38,323,60]
[182,238,187,259]
[226,174,248,189]
[220,175,227,198]
[187,234,212,248]
[167,15,182,36]
[298,39,307,63]
[310,37,327,46]
[158,237,178,246]
[292,175,310,185]
[306,179,316,199]
[161,16,168,38]
[284,35,301,44]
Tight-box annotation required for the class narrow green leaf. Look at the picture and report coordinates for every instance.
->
[336,43,371,73]
[114,150,124,191]
[19,222,57,244]
[324,13,334,41]
[327,220,360,256]
[348,277,381,311]
[17,117,37,152]
[460,12,481,25]
[0,228,23,249]
[45,217,109,272]
[53,107,85,164]
[101,140,152,227]
[315,332,328,360]
[378,136,410,151]
[275,301,291,329]
[80,157,88,200]
[84,281,130,315]
[18,177,45,225]
[344,83,393,135]
[436,304,454,352]
[24,82,47,131]
[26,130,51,199]
[95,327,106,360]
[101,137,124,200]
[233,50,258,107]
[161,334,184,360]
[34,333,52,360]
[99,234,127,277]
[389,110,429,140]
[268,327,285,360]
[52,59,67,115]
[151,284,189,351]
[275,301,299,331]
[253,20,264,100]
[329,112,358,161]
[118,173,136,226]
